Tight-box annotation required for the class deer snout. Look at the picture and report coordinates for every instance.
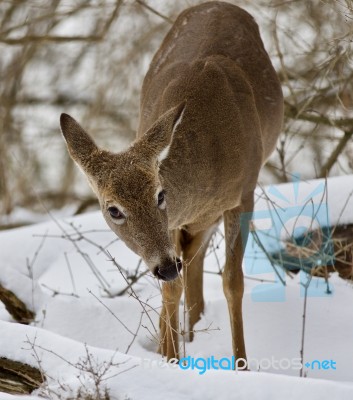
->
[154,258,182,281]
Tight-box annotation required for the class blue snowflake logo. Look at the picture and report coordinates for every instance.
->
[240,174,334,302]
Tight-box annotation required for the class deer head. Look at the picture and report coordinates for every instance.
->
[60,103,185,281]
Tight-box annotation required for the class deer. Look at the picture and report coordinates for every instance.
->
[60,1,283,366]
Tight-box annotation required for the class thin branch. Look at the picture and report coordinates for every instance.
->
[1,0,123,46]
[88,289,135,336]
[135,0,174,24]
[106,250,159,337]
[300,273,312,377]
[319,130,353,177]
[285,102,353,130]
[0,35,102,44]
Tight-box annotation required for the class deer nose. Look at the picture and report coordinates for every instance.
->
[154,258,182,281]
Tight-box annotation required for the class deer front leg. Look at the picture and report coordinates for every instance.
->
[223,192,254,367]
[181,227,215,341]
[159,279,183,360]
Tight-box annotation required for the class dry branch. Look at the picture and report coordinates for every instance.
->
[1,0,123,46]
[135,0,174,23]
[0,357,44,395]
[0,285,34,324]
[0,35,102,44]
[285,102,353,130]
[319,130,353,178]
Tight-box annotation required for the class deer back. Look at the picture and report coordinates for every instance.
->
[137,1,283,230]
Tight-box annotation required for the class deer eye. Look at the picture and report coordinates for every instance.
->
[108,206,124,220]
[158,190,166,208]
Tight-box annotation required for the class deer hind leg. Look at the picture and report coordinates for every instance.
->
[180,227,216,341]
[223,192,254,366]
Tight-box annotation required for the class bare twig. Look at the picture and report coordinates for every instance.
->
[319,130,353,177]
[300,273,312,377]
[88,289,135,336]
[135,0,174,24]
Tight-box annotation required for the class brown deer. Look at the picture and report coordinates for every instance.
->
[60,1,283,364]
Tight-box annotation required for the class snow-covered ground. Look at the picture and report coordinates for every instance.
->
[1,176,353,399]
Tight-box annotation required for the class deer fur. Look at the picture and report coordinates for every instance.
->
[60,1,283,364]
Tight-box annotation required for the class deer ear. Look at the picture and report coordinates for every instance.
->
[140,101,186,162]
[60,113,98,168]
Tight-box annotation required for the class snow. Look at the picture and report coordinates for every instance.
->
[1,175,353,399]
[255,174,353,228]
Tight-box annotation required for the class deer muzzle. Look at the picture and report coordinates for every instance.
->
[154,257,182,281]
